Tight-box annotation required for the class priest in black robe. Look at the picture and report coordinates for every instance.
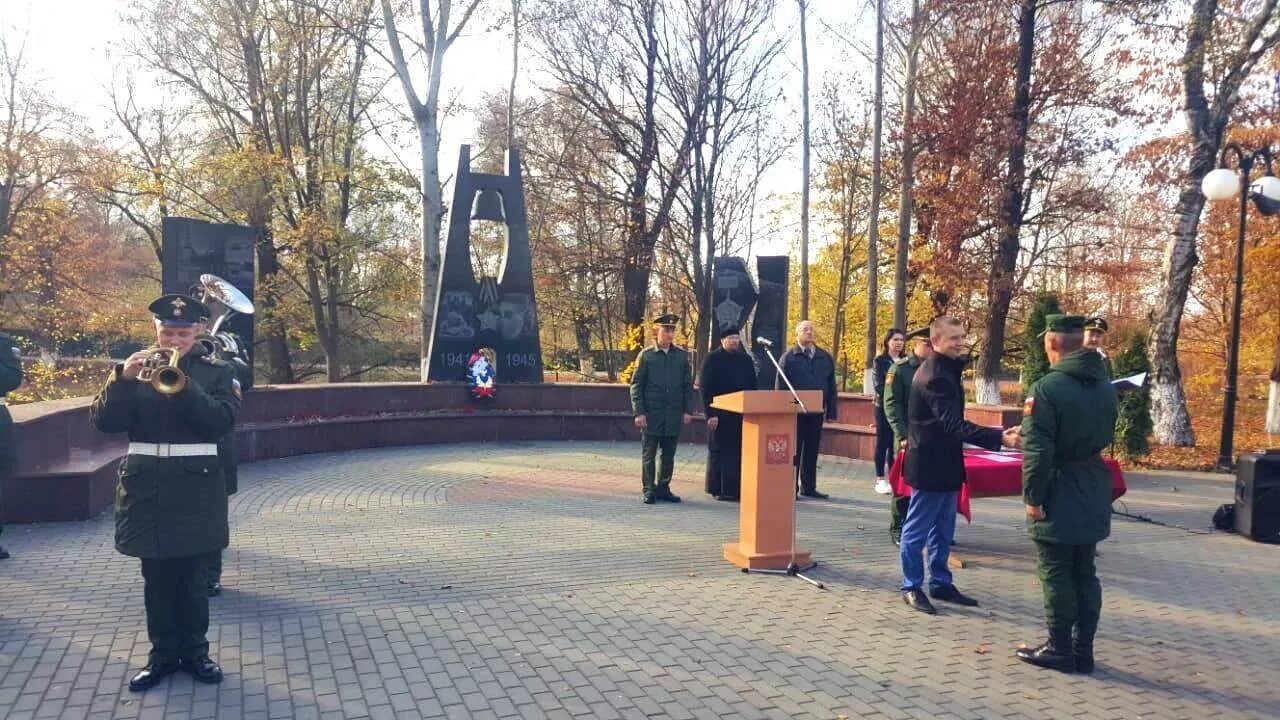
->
[700,327,759,500]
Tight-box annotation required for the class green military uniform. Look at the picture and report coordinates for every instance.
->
[883,327,929,543]
[1084,317,1113,379]
[90,294,240,691]
[206,337,253,595]
[629,315,694,503]
[1017,315,1117,674]
[0,332,24,560]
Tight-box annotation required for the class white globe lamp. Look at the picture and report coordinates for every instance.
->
[1202,167,1239,201]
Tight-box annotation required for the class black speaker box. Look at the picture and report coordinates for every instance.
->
[1235,452,1280,543]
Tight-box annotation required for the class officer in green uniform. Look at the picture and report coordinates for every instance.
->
[1083,316,1112,378]
[1015,314,1117,674]
[882,327,930,545]
[0,331,24,560]
[206,334,253,597]
[91,294,240,692]
[629,313,694,504]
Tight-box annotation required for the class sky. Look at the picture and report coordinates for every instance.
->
[10,0,874,258]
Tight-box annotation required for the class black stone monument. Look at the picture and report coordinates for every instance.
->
[710,257,759,347]
[751,256,789,390]
[161,217,255,363]
[427,146,544,382]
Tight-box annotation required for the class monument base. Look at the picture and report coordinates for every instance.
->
[722,542,812,570]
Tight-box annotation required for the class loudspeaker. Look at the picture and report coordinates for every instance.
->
[1235,452,1280,543]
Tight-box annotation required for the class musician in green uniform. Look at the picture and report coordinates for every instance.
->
[882,327,930,545]
[91,294,240,691]
[206,334,253,597]
[1015,314,1117,674]
[629,313,694,505]
[0,331,24,560]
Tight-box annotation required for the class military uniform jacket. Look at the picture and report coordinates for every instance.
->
[0,333,22,482]
[0,333,21,397]
[630,344,695,437]
[904,353,1003,493]
[216,342,254,495]
[1021,350,1117,545]
[883,355,922,447]
[90,350,240,559]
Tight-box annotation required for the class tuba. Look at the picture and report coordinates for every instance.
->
[192,274,255,358]
[138,347,187,395]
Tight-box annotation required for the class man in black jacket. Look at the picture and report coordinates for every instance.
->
[899,316,1020,614]
[776,320,838,499]
[700,326,759,500]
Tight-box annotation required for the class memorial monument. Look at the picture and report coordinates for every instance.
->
[427,146,544,383]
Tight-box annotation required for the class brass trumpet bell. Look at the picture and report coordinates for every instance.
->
[138,347,187,395]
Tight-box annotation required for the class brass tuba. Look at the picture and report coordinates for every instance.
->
[193,274,255,358]
[138,347,187,395]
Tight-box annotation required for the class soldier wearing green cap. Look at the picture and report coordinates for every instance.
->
[1083,316,1112,378]
[90,294,240,692]
[882,326,931,544]
[1015,313,1117,674]
[630,313,695,504]
[0,331,24,560]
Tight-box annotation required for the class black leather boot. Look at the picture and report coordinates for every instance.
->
[1074,630,1095,674]
[1016,627,1075,673]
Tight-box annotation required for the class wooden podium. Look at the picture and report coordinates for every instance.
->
[711,389,825,570]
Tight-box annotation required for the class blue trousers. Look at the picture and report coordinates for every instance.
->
[899,489,959,591]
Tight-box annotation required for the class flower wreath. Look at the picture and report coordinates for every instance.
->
[467,348,497,400]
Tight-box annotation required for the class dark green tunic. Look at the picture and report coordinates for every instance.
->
[0,333,23,531]
[1021,350,1117,545]
[629,344,695,437]
[883,354,922,448]
[90,351,240,559]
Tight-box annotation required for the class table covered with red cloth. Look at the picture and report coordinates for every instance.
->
[887,450,1126,522]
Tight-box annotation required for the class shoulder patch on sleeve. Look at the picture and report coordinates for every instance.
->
[231,377,242,399]
[1023,396,1035,417]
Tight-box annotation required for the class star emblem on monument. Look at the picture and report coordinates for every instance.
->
[477,308,500,331]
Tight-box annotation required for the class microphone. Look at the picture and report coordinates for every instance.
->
[755,337,773,347]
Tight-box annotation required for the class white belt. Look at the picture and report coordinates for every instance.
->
[127,442,218,458]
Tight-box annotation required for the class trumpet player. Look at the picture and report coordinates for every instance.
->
[90,294,240,692]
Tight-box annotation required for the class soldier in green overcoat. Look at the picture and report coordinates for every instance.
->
[1015,314,1118,674]
[0,331,24,560]
[206,333,254,597]
[882,327,931,544]
[91,294,240,692]
[629,314,694,504]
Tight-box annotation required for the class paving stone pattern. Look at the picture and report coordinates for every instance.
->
[1,441,1277,719]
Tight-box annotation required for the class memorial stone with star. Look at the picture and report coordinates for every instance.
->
[427,145,544,383]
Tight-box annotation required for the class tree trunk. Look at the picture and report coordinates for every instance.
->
[508,0,519,149]
[976,0,1035,407]
[865,0,884,395]
[894,0,921,331]
[798,0,811,319]
[418,116,443,380]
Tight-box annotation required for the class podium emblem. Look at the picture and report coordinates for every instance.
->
[765,434,790,465]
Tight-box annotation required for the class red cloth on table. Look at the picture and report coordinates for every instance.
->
[886,449,1126,522]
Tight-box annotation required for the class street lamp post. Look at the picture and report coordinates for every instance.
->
[1200,144,1280,470]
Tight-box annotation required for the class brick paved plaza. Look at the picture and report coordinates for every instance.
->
[1,441,1277,719]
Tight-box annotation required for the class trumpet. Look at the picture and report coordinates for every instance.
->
[138,347,187,395]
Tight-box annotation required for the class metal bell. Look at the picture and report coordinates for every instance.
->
[472,188,506,223]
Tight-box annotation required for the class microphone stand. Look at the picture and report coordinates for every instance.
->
[749,341,824,590]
